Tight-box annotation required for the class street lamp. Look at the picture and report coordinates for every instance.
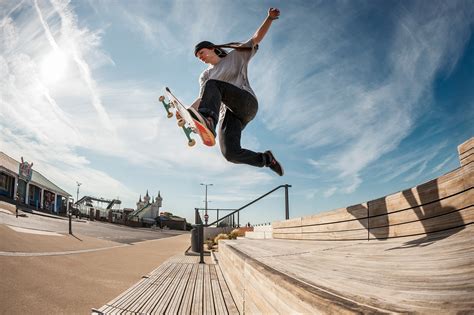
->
[76,181,82,204]
[200,183,213,225]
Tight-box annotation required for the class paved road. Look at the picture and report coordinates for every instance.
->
[0,210,189,244]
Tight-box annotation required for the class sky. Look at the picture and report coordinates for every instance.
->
[1,0,473,225]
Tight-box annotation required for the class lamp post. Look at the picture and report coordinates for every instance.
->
[200,183,212,225]
[76,182,82,204]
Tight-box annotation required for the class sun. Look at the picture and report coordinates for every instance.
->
[40,49,69,85]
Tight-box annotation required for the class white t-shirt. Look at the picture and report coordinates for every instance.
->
[198,39,259,100]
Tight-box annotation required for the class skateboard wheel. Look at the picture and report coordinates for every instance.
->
[188,139,196,147]
[167,112,173,118]
[177,119,185,127]
[159,95,165,102]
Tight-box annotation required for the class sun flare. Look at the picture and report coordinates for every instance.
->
[40,49,68,85]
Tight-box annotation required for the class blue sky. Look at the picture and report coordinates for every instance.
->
[1,0,473,225]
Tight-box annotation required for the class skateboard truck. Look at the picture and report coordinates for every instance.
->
[159,95,173,118]
[159,95,196,147]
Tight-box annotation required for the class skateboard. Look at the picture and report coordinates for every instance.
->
[159,87,215,147]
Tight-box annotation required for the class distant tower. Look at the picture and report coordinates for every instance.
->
[149,191,163,219]
[144,190,150,204]
[156,191,162,207]
[136,195,143,209]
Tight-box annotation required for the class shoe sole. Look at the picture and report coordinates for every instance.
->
[193,119,216,146]
[187,108,216,146]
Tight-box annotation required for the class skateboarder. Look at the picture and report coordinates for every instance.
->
[188,8,284,176]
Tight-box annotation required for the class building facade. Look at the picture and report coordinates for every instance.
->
[0,152,72,214]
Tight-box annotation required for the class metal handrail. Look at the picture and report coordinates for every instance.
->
[205,184,291,227]
[194,184,291,263]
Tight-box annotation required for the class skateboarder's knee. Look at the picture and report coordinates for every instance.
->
[221,146,240,164]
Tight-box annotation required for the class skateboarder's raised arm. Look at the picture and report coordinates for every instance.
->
[251,8,280,45]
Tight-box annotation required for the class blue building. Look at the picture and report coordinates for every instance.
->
[0,152,72,214]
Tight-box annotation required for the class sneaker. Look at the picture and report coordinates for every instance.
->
[264,150,284,176]
[187,107,216,146]
[187,108,216,136]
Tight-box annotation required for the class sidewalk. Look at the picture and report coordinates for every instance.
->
[0,215,191,314]
[0,200,84,222]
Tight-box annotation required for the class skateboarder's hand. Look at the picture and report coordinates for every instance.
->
[268,8,280,20]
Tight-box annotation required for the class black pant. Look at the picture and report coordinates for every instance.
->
[199,80,266,167]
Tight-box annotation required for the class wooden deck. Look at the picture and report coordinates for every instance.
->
[219,226,474,313]
[92,255,239,315]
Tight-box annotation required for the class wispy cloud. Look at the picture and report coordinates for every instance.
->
[0,0,278,213]
[254,1,473,194]
[431,156,454,174]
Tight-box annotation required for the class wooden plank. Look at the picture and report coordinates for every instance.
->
[215,263,239,315]
[108,278,157,313]
[369,189,473,228]
[271,226,302,235]
[147,262,189,313]
[369,167,472,216]
[458,137,474,155]
[152,262,189,314]
[167,263,194,314]
[178,264,199,315]
[112,264,174,312]
[460,153,474,167]
[369,206,474,239]
[459,148,473,161]
[95,254,241,315]
[99,278,148,311]
[215,246,244,312]
[464,163,474,189]
[191,264,204,315]
[209,265,227,315]
[273,228,368,241]
[272,217,301,229]
[301,218,368,233]
[203,265,215,315]
[131,263,183,313]
[301,203,368,226]
[107,262,174,310]
[220,226,474,314]
[273,204,367,231]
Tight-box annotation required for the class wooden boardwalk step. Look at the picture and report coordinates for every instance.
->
[92,255,238,315]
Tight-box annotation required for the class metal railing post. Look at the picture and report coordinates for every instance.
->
[199,224,204,264]
[191,184,292,262]
[69,212,72,235]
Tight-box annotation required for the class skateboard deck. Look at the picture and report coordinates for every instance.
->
[159,87,215,147]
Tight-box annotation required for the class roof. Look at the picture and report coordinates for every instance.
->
[0,152,71,197]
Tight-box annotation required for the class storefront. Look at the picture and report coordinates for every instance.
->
[0,171,15,198]
[28,184,42,208]
[0,152,72,214]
